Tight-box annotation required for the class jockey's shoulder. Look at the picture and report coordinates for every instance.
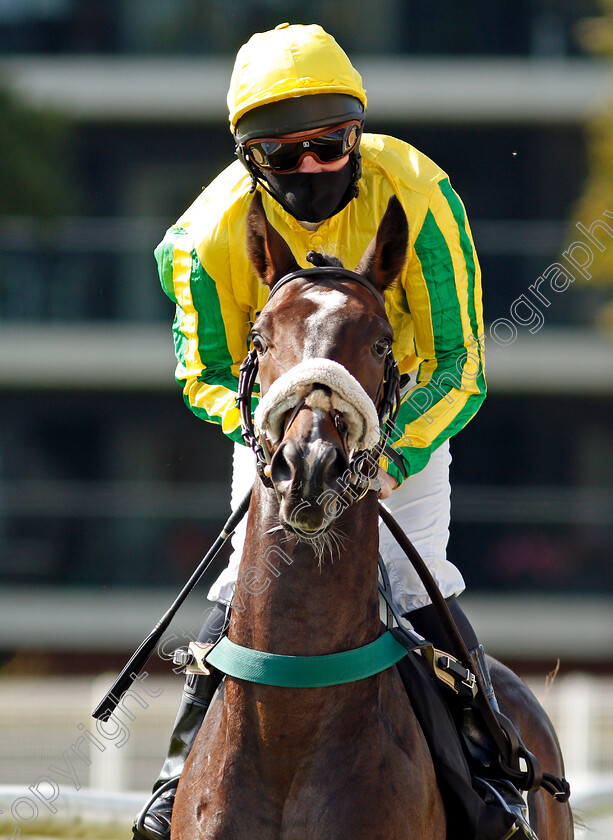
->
[170,160,253,242]
[360,133,449,200]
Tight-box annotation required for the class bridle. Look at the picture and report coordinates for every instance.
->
[237,265,401,501]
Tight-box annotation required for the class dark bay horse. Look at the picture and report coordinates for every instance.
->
[172,193,573,840]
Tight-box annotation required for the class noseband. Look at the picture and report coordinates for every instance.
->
[237,266,401,501]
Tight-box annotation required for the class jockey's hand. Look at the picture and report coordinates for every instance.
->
[377,468,398,500]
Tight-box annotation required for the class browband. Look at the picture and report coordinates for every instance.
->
[267,266,385,308]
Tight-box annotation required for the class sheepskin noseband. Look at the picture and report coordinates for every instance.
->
[253,358,380,452]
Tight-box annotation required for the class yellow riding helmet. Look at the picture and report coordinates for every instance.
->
[228,23,368,136]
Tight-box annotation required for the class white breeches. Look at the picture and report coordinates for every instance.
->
[207,439,465,614]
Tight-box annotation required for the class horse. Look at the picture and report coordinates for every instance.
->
[171,192,573,840]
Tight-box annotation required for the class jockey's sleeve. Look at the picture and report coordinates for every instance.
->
[381,177,487,487]
[155,225,256,445]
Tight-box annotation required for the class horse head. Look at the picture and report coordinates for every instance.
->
[244,191,408,539]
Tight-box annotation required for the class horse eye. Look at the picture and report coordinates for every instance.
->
[374,337,391,357]
[251,334,267,354]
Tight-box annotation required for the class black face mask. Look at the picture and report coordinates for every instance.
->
[263,161,356,223]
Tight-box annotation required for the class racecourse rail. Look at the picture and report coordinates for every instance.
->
[0,673,612,837]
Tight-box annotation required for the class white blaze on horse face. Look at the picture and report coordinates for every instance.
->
[301,287,349,358]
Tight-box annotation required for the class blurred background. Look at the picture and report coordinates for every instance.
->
[0,1,612,836]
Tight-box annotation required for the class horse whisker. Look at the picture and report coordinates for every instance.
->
[286,523,347,568]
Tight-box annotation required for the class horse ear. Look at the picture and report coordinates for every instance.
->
[246,191,300,287]
[355,195,409,292]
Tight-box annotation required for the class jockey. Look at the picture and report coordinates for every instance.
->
[133,23,536,840]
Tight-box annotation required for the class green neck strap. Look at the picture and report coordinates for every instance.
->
[205,630,412,688]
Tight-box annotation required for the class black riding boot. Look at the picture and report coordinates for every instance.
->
[132,670,221,840]
[408,597,539,840]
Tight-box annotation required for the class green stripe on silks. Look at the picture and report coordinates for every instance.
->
[155,230,182,301]
[437,178,486,399]
[437,179,479,343]
[384,188,487,485]
[166,243,257,445]
[205,631,412,688]
[387,206,466,446]
[189,250,236,376]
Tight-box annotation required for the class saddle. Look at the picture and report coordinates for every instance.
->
[397,651,517,840]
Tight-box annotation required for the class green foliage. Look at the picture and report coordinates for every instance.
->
[0,85,77,217]
[571,1,613,287]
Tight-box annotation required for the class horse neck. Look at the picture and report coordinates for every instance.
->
[228,481,381,656]
[219,485,395,793]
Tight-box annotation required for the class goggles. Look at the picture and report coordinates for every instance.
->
[244,120,362,173]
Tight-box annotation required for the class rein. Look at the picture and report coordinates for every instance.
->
[237,265,401,496]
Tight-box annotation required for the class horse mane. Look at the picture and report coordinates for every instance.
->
[306,250,343,269]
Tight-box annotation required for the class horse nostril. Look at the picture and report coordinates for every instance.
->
[270,440,298,486]
[272,437,347,500]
